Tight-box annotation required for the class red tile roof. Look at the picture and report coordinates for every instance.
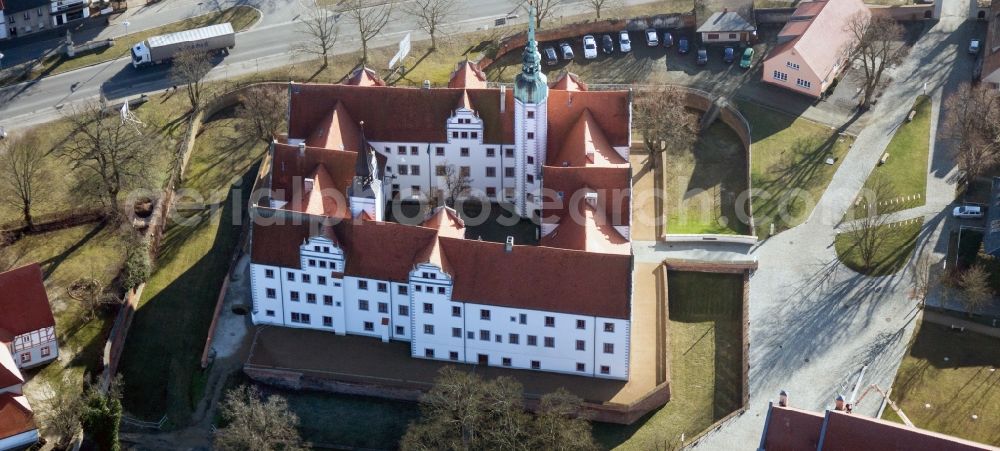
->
[305,101,361,151]
[550,109,628,167]
[269,143,357,219]
[439,237,631,318]
[551,72,588,91]
[448,61,488,89]
[333,220,439,282]
[541,195,630,255]
[0,347,22,389]
[768,0,869,83]
[0,264,55,343]
[542,165,631,225]
[345,67,386,87]
[251,218,318,269]
[0,393,35,441]
[761,405,825,451]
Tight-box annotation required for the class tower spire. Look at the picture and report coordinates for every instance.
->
[514,2,548,104]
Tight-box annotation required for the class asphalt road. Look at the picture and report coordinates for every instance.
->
[0,0,658,130]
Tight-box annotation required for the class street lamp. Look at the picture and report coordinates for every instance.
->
[122,21,130,39]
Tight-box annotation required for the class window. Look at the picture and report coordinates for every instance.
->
[461,132,468,139]
[411,185,421,194]
[476,330,488,341]
[486,148,496,157]
[505,148,515,158]
[486,167,496,177]
[384,146,391,154]
[358,280,368,290]
[505,188,515,200]
[471,132,478,139]
[576,319,586,330]
[452,131,459,139]
[318,276,327,285]
[424,324,435,335]
[290,291,300,302]
[544,316,555,327]
[319,261,327,268]
[323,295,333,306]
[544,337,555,348]
[398,165,409,175]
[20,353,30,364]
[415,285,422,292]
[411,165,420,176]
[460,166,471,177]
[480,309,491,320]
[398,145,406,155]
[265,269,274,279]
[786,61,800,70]
[527,132,535,140]
[423,303,434,314]
[302,274,311,283]
[796,78,812,89]
[576,340,585,351]
[707,33,719,40]
[505,167,515,177]
[436,165,447,176]
[604,322,615,333]
[600,366,610,375]
[425,348,435,358]
[452,327,462,338]
[502,357,512,367]
[359,300,369,311]
[527,335,537,346]
[467,331,475,339]
[460,147,470,157]
[486,187,496,198]
[287,272,295,282]
[576,363,586,372]
[437,287,446,294]
[449,351,459,361]
[526,174,534,184]
[531,360,540,370]
[603,343,614,354]
[773,70,788,82]
[266,288,276,299]
[519,314,527,324]
[452,306,461,317]
[378,302,388,313]
[376,282,387,292]
[495,334,502,343]
[265,310,275,317]
[306,293,317,304]
[435,147,445,156]
[410,146,419,155]
[396,325,405,335]
[398,285,409,295]
[301,314,311,324]
[364,321,374,331]
[398,305,409,316]
[729,33,737,39]
[323,316,333,327]
[308,259,316,267]
[509,333,519,344]
[527,111,535,119]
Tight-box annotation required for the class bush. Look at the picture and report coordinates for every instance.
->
[81,389,122,451]
[122,238,151,292]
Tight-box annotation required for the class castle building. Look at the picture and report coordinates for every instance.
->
[248,7,635,380]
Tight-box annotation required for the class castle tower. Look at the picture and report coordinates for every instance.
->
[349,121,384,220]
[513,4,548,218]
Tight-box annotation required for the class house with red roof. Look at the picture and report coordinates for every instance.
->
[0,264,58,370]
[247,6,634,380]
[762,0,870,98]
[0,347,38,450]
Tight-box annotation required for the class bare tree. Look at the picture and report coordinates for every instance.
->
[0,133,47,231]
[235,85,288,143]
[844,13,905,110]
[944,83,1000,183]
[531,388,599,451]
[522,0,565,28]
[40,382,84,449]
[298,7,340,68]
[171,49,213,111]
[586,0,622,19]
[60,102,154,218]
[633,87,698,166]
[69,277,123,321]
[214,385,306,451]
[909,251,933,304]
[439,162,472,207]
[406,0,457,50]
[959,264,994,314]
[341,0,395,65]
[845,173,897,272]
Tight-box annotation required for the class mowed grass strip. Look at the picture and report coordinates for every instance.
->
[596,271,744,450]
[883,322,1000,446]
[119,117,264,426]
[741,101,854,235]
[834,219,924,276]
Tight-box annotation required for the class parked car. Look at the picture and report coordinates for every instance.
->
[696,48,708,65]
[953,205,984,219]
[678,37,689,54]
[582,35,598,59]
[724,47,735,63]
[559,42,574,60]
[645,28,659,47]
[601,34,614,54]
[544,46,558,66]
[969,39,981,55]
[740,47,754,69]
[619,30,632,52]
[663,32,674,48]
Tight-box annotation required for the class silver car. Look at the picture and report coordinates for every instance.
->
[953,205,983,219]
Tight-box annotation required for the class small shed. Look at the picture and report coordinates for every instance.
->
[697,10,756,44]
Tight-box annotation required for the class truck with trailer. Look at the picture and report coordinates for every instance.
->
[130,23,236,68]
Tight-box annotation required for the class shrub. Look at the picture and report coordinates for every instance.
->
[122,238,151,292]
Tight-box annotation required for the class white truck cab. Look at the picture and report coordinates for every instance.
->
[131,42,152,67]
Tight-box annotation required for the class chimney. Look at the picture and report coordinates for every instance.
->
[298,141,306,157]
[834,395,845,411]
[504,236,514,253]
[500,85,507,113]
[304,177,315,193]
[778,390,788,407]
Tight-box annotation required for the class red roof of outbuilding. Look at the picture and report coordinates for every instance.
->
[269,143,358,219]
[761,405,825,451]
[448,61,488,89]
[345,67,386,87]
[0,347,22,389]
[0,264,55,343]
[0,393,35,441]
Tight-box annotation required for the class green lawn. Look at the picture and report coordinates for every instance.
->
[882,322,1000,446]
[664,121,750,235]
[118,116,265,426]
[741,101,855,236]
[0,121,79,227]
[1,223,124,408]
[596,271,744,450]
[852,95,931,218]
[0,6,259,87]
[835,218,924,276]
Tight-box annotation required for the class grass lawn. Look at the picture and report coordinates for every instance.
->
[741,101,855,236]
[0,6,259,87]
[0,120,78,227]
[664,121,749,235]
[1,222,124,412]
[851,95,931,218]
[118,115,265,426]
[835,218,924,276]
[277,388,420,449]
[596,271,744,450]
[882,322,1000,446]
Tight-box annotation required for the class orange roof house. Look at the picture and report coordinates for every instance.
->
[762,0,869,98]
[0,264,58,370]
[0,347,37,450]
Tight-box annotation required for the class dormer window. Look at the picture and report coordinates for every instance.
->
[527,132,535,140]
[461,132,468,139]
[527,111,535,119]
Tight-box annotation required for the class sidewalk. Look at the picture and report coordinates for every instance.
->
[923,309,1000,338]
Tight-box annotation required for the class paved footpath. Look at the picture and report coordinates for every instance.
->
[689,1,976,448]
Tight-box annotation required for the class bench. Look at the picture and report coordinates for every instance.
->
[907,110,916,122]
[879,153,890,165]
